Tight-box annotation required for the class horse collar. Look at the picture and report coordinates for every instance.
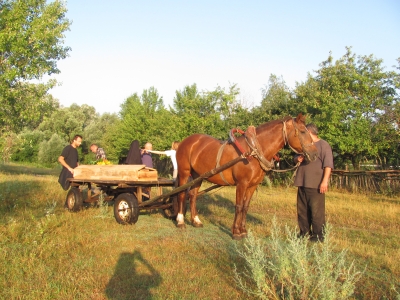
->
[244,126,274,172]
[229,128,251,159]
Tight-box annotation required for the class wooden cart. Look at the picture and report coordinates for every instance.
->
[65,156,244,225]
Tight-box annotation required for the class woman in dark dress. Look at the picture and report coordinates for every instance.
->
[125,140,142,164]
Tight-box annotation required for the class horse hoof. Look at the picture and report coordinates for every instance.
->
[192,222,203,228]
[240,232,248,238]
[177,223,186,229]
[232,234,243,240]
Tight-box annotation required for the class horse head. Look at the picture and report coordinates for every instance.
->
[285,113,318,162]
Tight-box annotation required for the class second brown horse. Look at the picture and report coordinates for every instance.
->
[176,114,319,240]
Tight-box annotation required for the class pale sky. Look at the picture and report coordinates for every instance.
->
[48,0,400,115]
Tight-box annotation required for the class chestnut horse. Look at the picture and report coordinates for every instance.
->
[175,114,319,240]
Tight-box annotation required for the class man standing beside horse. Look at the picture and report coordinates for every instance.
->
[294,123,334,242]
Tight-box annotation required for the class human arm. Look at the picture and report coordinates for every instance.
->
[97,148,107,160]
[147,150,166,155]
[58,156,75,174]
[319,167,332,194]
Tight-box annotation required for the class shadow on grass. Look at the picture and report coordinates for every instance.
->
[105,250,162,300]
[190,193,263,238]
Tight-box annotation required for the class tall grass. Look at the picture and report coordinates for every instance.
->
[0,163,399,299]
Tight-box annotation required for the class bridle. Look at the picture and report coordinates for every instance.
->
[283,118,314,159]
[218,117,314,176]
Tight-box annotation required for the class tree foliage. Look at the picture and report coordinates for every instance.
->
[39,104,97,143]
[294,47,399,168]
[11,129,45,162]
[108,87,178,160]
[171,83,247,139]
[253,74,295,123]
[0,0,71,132]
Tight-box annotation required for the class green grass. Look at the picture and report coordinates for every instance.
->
[0,163,399,299]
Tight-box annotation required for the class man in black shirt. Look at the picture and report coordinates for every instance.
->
[58,135,82,190]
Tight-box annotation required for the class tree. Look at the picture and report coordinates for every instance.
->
[202,84,249,138]
[0,0,71,132]
[255,74,296,122]
[83,112,119,147]
[39,104,98,142]
[171,84,209,136]
[110,87,180,161]
[11,129,46,162]
[171,83,248,139]
[294,47,398,169]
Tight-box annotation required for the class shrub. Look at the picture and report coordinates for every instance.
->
[11,129,46,163]
[38,133,66,166]
[233,218,363,300]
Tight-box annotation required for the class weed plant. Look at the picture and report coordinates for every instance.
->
[234,218,363,300]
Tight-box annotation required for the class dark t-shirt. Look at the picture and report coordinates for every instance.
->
[141,153,153,168]
[293,139,334,189]
[61,145,79,168]
[58,145,79,190]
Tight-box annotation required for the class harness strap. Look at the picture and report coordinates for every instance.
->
[216,141,232,186]
[244,126,275,172]
[229,128,251,158]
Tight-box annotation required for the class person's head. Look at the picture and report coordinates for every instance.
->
[71,135,82,148]
[144,142,153,151]
[90,144,98,153]
[171,141,180,150]
[306,124,318,136]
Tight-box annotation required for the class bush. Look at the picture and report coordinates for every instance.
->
[233,218,363,300]
[11,129,46,163]
[38,133,66,166]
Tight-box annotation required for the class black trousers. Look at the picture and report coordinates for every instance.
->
[297,187,325,241]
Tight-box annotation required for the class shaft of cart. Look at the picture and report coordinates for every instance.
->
[140,154,246,207]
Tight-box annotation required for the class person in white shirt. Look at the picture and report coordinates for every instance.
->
[147,141,180,179]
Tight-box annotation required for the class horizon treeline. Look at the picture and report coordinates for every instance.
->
[1,48,399,174]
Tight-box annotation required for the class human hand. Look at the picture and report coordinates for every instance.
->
[319,181,328,193]
[296,155,305,163]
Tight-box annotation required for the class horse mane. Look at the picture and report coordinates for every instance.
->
[256,115,292,131]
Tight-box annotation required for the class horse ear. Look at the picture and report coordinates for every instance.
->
[296,113,306,124]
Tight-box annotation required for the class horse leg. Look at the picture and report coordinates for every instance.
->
[239,185,258,238]
[189,182,203,227]
[176,173,191,228]
[232,204,244,240]
[232,184,247,240]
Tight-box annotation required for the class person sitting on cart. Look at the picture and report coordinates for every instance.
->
[141,142,153,168]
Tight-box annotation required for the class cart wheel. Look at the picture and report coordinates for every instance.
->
[65,188,83,212]
[113,193,139,225]
[162,193,188,219]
